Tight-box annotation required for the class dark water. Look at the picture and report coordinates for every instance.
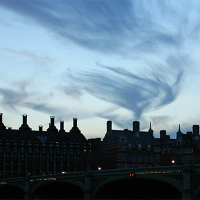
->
[0,179,183,200]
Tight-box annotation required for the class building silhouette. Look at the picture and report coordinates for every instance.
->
[1,112,200,179]
[102,120,200,168]
[0,114,91,179]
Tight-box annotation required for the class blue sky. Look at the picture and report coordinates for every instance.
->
[0,0,200,139]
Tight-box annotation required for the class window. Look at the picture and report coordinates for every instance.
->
[77,149,80,155]
[43,148,46,154]
[36,148,39,154]
[28,148,32,154]
[121,145,125,150]
[14,147,17,153]
[121,154,125,161]
[21,147,25,154]
[6,147,10,153]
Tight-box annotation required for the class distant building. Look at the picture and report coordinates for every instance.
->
[102,121,160,168]
[102,121,200,168]
[160,125,200,165]
[0,114,91,179]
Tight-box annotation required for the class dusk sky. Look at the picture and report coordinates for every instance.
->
[0,0,200,139]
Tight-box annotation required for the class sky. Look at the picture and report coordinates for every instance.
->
[0,0,200,139]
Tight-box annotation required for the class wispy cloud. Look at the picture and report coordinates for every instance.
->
[0,88,28,110]
[0,0,198,131]
[1,0,198,56]
[67,56,187,125]
[59,85,83,99]
[23,102,70,121]
[3,48,53,61]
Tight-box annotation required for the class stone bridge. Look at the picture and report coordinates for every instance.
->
[1,163,200,199]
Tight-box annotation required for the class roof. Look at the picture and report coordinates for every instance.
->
[106,129,160,150]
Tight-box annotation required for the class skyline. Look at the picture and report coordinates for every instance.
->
[0,0,200,139]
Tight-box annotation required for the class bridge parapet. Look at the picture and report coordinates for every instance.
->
[1,165,200,200]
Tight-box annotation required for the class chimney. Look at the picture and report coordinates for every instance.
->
[60,121,65,132]
[39,125,43,131]
[51,116,55,126]
[0,113,2,124]
[73,118,77,128]
[19,114,31,131]
[47,116,58,132]
[70,118,80,133]
[23,114,27,125]
[0,113,6,129]
[107,120,112,133]
[160,130,166,141]
[193,125,199,136]
[133,121,140,133]
[166,135,170,142]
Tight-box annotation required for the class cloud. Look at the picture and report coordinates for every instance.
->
[60,85,83,99]
[0,0,198,131]
[23,102,70,122]
[67,58,186,124]
[3,48,53,61]
[1,0,197,56]
[0,88,28,110]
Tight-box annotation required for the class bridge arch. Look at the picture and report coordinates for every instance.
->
[194,185,200,199]
[94,174,183,199]
[31,180,85,199]
[0,183,25,199]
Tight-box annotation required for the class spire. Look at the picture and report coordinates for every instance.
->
[149,122,152,131]
[148,122,153,136]
[177,124,182,137]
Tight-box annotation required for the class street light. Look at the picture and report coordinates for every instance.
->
[98,167,101,170]
[172,160,175,164]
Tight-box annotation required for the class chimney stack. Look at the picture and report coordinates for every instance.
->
[47,116,58,132]
[107,120,112,133]
[23,114,27,125]
[39,125,43,131]
[51,116,55,126]
[70,118,80,133]
[19,114,31,131]
[160,130,166,140]
[0,113,6,129]
[133,121,140,133]
[73,118,77,128]
[60,121,65,132]
[193,125,199,136]
[0,113,2,124]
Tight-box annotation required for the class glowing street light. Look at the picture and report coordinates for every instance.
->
[172,160,175,164]
[98,167,101,170]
